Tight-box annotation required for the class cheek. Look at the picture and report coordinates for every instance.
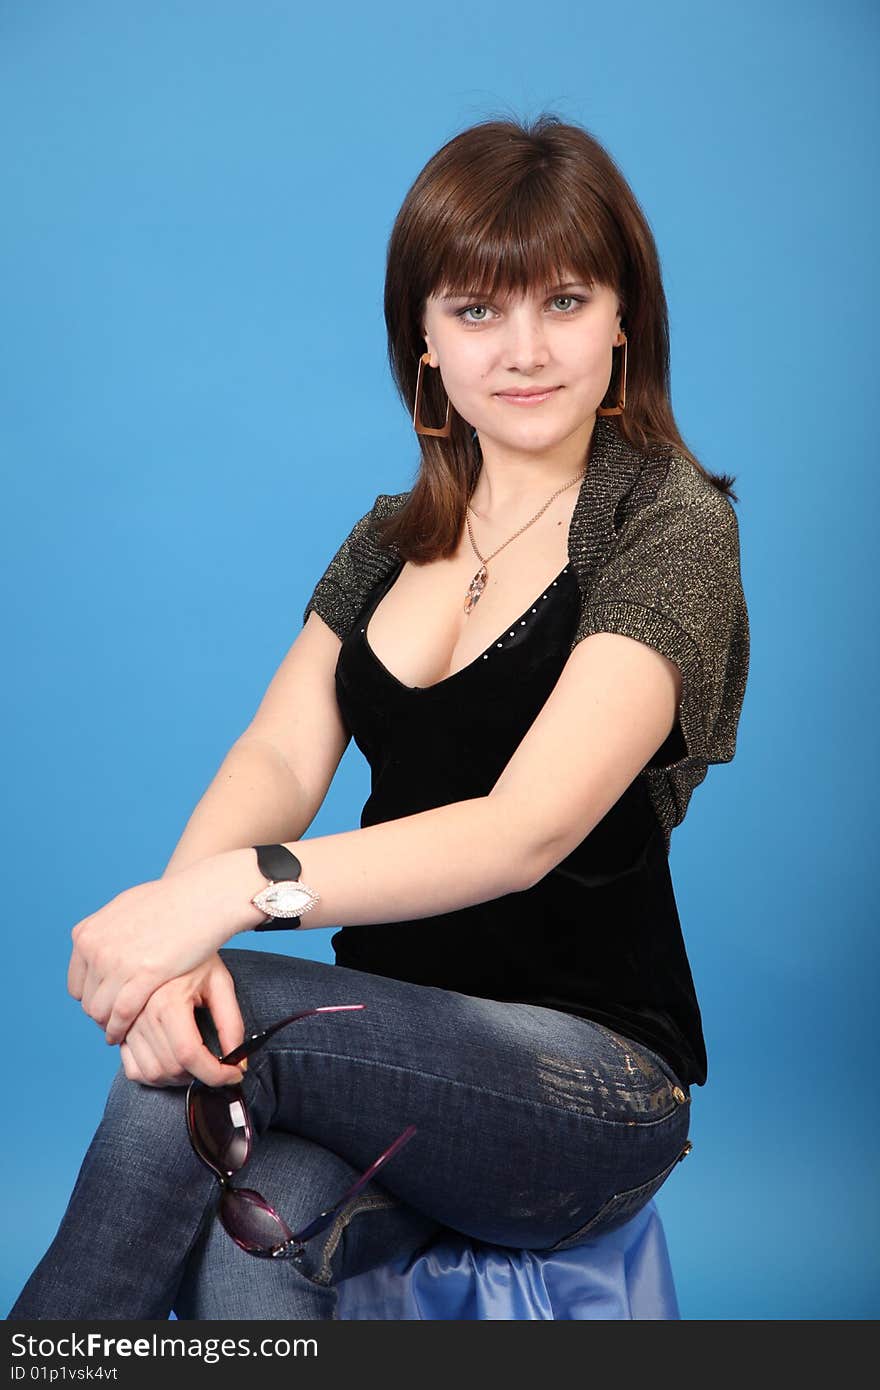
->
[442,349,490,391]
[565,340,614,385]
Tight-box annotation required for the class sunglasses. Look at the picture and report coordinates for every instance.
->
[185,1004,417,1261]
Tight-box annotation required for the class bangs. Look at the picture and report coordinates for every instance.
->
[427,178,617,303]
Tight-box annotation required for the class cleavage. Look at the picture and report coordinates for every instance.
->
[364,555,571,691]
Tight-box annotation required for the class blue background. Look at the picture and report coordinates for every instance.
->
[2,0,877,1321]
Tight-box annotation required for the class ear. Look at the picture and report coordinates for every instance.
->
[422,300,437,362]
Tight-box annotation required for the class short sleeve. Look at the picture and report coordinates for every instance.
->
[301,501,378,641]
[302,492,409,642]
[571,458,750,785]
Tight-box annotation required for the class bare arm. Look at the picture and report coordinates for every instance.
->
[241,794,539,929]
[160,736,316,879]
[155,601,551,931]
[159,610,679,938]
[113,610,352,1083]
[220,625,682,937]
[71,610,681,1057]
[160,608,352,879]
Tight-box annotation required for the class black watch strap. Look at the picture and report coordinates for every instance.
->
[252,843,303,931]
[254,843,303,882]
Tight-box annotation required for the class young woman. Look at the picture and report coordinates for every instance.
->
[9,113,749,1320]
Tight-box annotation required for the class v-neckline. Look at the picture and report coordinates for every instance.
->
[361,560,572,695]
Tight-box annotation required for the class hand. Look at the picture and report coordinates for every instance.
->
[68,851,257,1045]
[119,954,248,1089]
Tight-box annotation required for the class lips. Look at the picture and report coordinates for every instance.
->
[496,387,561,397]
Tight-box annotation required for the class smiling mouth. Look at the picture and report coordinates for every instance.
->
[495,387,562,402]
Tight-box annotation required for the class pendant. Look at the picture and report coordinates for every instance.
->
[464,564,488,614]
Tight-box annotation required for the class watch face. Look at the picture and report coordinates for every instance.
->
[252,880,318,919]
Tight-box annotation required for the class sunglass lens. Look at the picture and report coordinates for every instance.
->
[220,1187,295,1254]
[188,1084,250,1175]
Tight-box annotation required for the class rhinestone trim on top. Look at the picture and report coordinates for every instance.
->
[360,568,570,666]
[481,569,568,657]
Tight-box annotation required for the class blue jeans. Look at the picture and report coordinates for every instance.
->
[8,948,692,1320]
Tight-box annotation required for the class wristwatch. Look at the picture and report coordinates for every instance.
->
[250,843,321,930]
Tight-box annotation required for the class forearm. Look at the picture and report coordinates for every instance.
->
[222,794,546,937]
[161,736,312,879]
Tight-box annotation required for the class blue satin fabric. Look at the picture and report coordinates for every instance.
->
[336,1200,679,1320]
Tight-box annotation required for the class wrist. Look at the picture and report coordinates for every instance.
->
[201,845,322,940]
[223,847,278,937]
[250,843,321,930]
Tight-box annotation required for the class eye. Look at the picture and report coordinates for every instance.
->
[454,304,493,325]
[548,294,590,314]
[453,295,588,326]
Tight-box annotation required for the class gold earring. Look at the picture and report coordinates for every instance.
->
[597,333,627,416]
[413,352,453,437]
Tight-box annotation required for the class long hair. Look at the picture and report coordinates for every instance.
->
[379,112,737,562]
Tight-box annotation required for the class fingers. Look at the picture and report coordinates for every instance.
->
[120,1027,190,1088]
[119,1040,147,1084]
[130,1008,190,1084]
[104,975,158,1046]
[203,961,247,1065]
[159,997,245,1089]
[67,939,86,1002]
[68,932,151,1044]
[101,958,249,1091]
[121,1001,238,1089]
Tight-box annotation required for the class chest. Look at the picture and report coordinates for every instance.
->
[364,546,576,692]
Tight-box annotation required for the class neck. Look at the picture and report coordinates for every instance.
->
[469,416,596,519]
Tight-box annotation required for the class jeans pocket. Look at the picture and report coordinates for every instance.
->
[540,1140,694,1252]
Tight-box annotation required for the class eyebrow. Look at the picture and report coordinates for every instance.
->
[439,280,589,302]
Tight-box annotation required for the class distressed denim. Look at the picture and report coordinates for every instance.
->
[8,947,692,1320]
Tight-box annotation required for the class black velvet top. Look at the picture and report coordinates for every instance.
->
[302,419,751,854]
[330,556,708,1088]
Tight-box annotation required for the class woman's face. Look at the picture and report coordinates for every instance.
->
[421,275,624,457]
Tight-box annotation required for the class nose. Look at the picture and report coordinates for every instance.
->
[499,305,550,373]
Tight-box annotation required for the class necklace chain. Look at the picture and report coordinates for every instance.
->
[462,465,586,614]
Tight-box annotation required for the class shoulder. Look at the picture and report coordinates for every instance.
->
[567,420,743,603]
[604,449,743,577]
[339,486,410,580]
[573,443,749,680]
[330,489,411,557]
[357,489,411,554]
[371,489,411,513]
[631,448,739,535]
[662,451,740,533]
[364,489,411,538]
[301,488,409,638]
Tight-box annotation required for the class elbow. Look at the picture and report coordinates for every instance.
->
[486,796,567,893]
[520,842,566,891]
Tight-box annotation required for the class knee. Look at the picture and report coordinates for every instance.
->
[215,946,345,1030]
[105,1060,182,1120]
[216,946,290,1032]
[98,1061,193,1169]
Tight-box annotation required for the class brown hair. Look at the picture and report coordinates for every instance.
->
[379,112,738,562]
